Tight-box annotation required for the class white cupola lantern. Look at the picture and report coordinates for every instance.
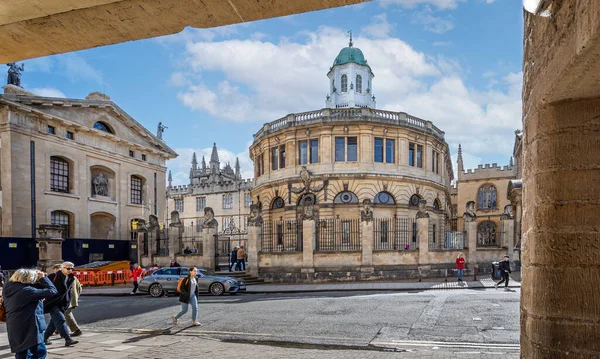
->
[326,31,376,109]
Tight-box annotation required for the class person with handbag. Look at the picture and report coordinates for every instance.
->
[130,263,143,295]
[3,268,58,359]
[171,267,201,327]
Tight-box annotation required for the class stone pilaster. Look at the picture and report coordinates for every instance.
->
[168,223,183,258]
[416,216,429,265]
[501,217,514,261]
[360,219,374,272]
[36,224,64,272]
[464,218,477,267]
[247,225,260,277]
[202,225,218,271]
[301,219,315,273]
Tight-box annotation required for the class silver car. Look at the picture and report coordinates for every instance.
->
[138,267,246,297]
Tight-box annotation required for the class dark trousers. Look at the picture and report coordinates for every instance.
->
[15,342,47,359]
[229,260,238,271]
[236,258,245,271]
[497,271,510,287]
[44,306,71,341]
[132,280,139,293]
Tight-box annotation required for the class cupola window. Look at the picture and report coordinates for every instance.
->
[356,75,362,93]
[341,74,348,93]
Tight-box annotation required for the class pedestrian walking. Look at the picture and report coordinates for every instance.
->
[495,255,512,291]
[131,263,143,294]
[229,247,238,272]
[456,253,465,282]
[3,268,58,359]
[171,267,201,327]
[236,245,245,271]
[169,259,181,268]
[43,261,78,347]
[65,276,82,337]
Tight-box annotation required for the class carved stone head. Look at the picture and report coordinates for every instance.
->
[170,211,181,224]
[204,207,215,222]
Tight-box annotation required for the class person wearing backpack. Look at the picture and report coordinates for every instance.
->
[171,267,200,327]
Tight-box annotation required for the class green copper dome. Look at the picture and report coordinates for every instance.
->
[333,46,368,67]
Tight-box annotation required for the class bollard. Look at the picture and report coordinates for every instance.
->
[473,266,478,281]
[110,272,115,286]
[444,268,448,282]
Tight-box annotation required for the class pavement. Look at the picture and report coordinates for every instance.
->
[0,330,520,358]
[79,275,521,296]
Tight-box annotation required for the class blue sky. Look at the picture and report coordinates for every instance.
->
[15,0,523,185]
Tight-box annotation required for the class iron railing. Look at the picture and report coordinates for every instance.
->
[316,218,361,251]
[180,225,203,255]
[373,217,418,250]
[260,220,302,252]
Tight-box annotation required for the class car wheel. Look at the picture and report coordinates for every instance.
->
[149,283,164,298]
[209,282,225,296]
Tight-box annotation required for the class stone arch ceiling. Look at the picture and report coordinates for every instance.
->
[0,0,368,63]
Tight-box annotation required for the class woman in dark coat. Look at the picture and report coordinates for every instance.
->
[171,267,200,327]
[3,268,57,359]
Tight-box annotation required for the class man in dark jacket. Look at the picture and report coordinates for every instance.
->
[229,247,238,272]
[43,261,78,346]
[3,269,58,358]
[495,255,512,291]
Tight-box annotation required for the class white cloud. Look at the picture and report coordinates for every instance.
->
[23,57,54,72]
[451,150,483,180]
[169,72,191,87]
[361,14,394,39]
[60,54,104,85]
[433,41,452,46]
[169,26,522,170]
[411,8,455,34]
[378,0,465,10]
[168,143,253,186]
[30,87,66,98]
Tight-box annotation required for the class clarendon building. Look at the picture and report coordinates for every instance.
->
[166,143,253,257]
[0,85,177,243]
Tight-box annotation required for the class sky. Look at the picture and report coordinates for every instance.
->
[14,0,524,185]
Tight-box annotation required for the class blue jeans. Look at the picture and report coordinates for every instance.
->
[175,293,198,322]
[457,269,464,280]
[15,342,47,359]
[44,306,70,341]
[237,258,245,271]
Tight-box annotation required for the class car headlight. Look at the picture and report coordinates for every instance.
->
[227,280,237,285]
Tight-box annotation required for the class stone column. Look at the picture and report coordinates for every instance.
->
[500,216,514,261]
[301,219,315,273]
[168,223,183,259]
[416,200,430,266]
[201,208,219,271]
[360,219,374,273]
[247,224,261,277]
[464,218,477,267]
[36,224,64,272]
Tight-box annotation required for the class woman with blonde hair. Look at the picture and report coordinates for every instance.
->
[3,268,57,359]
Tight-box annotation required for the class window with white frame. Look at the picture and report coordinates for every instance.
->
[244,193,252,208]
[356,74,362,93]
[174,198,184,212]
[341,74,348,92]
[196,197,206,211]
[223,194,233,209]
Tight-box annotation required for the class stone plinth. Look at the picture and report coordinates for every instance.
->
[416,216,429,265]
[36,224,64,272]
[247,225,260,277]
[202,225,218,271]
[464,218,477,267]
[301,220,315,273]
[360,220,374,273]
[168,223,183,257]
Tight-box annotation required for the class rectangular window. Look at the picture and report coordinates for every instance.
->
[386,139,395,164]
[277,223,283,246]
[196,219,204,232]
[417,145,423,168]
[196,197,206,211]
[374,138,384,163]
[436,152,440,174]
[310,139,319,164]
[409,143,415,166]
[223,194,233,209]
[50,157,69,193]
[131,176,143,205]
[342,220,351,244]
[129,150,135,158]
[380,220,388,243]
[347,137,357,161]
[244,193,252,207]
[271,147,279,170]
[66,131,74,140]
[432,149,436,172]
[142,154,147,161]
[299,141,308,165]
[335,137,345,162]
[47,125,55,134]
[174,198,184,212]
[279,145,286,169]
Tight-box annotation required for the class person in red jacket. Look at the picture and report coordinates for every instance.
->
[456,253,465,282]
[130,263,143,295]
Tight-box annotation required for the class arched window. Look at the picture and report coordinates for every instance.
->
[333,191,359,204]
[433,199,441,211]
[51,210,70,238]
[477,184,497,209]
[341,74,348,93]
[356,74,362,93]
[477,221,497,247]
[50,156,69,193]
[131,175,143,204]
[409,194,421,207]
[374,192,395,204]
[271,197,285,209]
[93,121,114,134]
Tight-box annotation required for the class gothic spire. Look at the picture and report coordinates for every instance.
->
[235,157,241,176]
[210,142,219,163]
[509,156,514,167]
[191,152,198,170]
[168,170,172,185]
[457,144,464,173]
[201,155,207,170]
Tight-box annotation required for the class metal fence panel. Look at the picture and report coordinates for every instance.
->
[430,218,465,250]
[260,220,302,252]
[180,226,203,255]
[373,217,417,251]
[316,218,361,251]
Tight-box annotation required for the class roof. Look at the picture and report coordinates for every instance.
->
[331,46,373,74]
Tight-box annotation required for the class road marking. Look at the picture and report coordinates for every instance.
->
[492,327,505,330]
[370,340,520,351]
[472,317,482,321]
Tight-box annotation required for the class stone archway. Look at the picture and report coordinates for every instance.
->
[90,212,116,240]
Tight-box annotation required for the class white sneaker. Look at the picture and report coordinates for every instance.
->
[192,321,201,326]
[504,287,511,291]
[172,316,178,325]
[130,292,135,295]
[494,283,498,289]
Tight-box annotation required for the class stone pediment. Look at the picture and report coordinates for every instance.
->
[0,93,177,158]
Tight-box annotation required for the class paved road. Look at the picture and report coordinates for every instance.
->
[74,288,520,352]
